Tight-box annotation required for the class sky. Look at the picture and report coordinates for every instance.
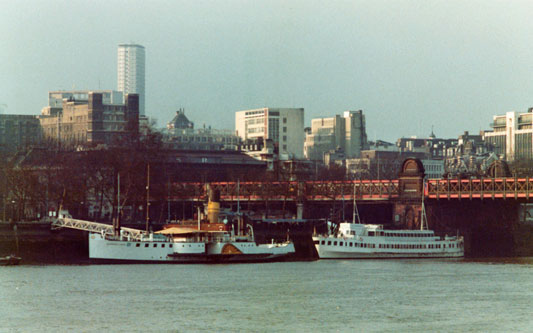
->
[2,0,533,142]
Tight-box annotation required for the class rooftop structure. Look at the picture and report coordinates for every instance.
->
[164,109,239,151]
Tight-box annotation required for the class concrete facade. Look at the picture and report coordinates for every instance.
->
[118,44,145,116]
[235,107,304,160]
[304,110,368,162]
[484,110,533,161]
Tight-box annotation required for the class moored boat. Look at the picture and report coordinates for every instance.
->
[313,223,464,259]
[89,221,295,263]
[313,181,464,259]
[0,255,22,266]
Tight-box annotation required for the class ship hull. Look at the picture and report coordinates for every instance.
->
[313,235,464,259]
[315,248,464,259]
[89,233,295,263]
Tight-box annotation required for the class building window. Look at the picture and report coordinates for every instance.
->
[283,127,287,133]
[283,117,287,124]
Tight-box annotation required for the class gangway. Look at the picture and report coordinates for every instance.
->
[51,217,145,241]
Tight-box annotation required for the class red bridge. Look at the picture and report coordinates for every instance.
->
[169,159,533,202]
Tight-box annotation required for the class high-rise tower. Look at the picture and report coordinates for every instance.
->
[117,44,145,115]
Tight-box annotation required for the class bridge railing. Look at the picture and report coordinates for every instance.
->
[427,177,533,199]
[169,179,400,202]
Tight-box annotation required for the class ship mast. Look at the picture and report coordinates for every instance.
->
[421,179,428,230]
[145,164,150,234]
[352,183,361,224]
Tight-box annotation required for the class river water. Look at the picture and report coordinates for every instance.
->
[2,258,533,332]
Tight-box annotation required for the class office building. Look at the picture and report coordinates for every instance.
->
[118,44,145,115]
[484,110,533,161]
[39,92,139,147]
[0,114,41,153]
[304,110,368,162]
[235,107,304,159]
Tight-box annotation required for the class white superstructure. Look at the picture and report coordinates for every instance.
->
[88,226,295,263]
[118,44,145,115]
[313,223,464,259]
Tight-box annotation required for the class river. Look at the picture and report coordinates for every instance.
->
[2,258,533,332]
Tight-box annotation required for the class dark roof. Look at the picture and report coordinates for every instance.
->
[168,110,193,129]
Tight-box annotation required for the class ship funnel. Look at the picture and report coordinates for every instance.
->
[207,188,220,224]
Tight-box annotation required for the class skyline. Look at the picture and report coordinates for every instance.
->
[3,1,533,142]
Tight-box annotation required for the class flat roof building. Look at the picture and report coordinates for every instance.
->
[304,110,368,162]
[484,110,533,161]
[235,107,304,160]
[0,114,41,153]
[39,92,139,147]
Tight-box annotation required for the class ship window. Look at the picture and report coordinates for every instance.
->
[145,244,149,247]
[443,244,446,248]
[169,244,173,248]
[368,231,375,236]
[327,241,331,245]
[321,240,325,245]
[339,242,343,246]
[314,240,319,245]
[136,243,140,247]
[333,241,337,246]
[153,244,157,248]
[162,244,165,248]
[349,242,353,247]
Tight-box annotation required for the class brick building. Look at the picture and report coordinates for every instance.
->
[39,92,139,147]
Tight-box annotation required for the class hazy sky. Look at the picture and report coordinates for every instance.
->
[2,0,533,141]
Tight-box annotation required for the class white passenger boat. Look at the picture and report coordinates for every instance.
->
[89,223,295,263]
[313,185,464,259]
[313,223,464,259]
